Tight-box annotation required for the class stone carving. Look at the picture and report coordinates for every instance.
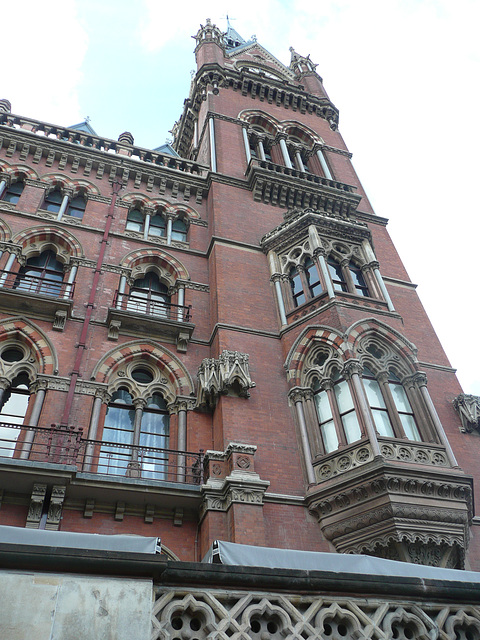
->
[26,483,46,529]
[454,393,480,433]
[45,485,66,531]
[313,443,373,481]
[197,350,256,410]
[52,310,67,331]
[152,587,480,640]
[107,319,121,341]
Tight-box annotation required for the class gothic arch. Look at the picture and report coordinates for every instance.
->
[345,318,418,368]
[41,173,100,197]
[122,248,190,283]
[0,316,58,376]
[12,225,84,263]
[281,120,323,146]
[284,325,347,386]
[91,340,195,403]
[0,161,39,181]
[0,218,12,242]
[238,110,279,135]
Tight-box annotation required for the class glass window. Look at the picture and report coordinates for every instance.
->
[2,181,24,204]
[289,266,305,307]
[43,189,63,213]
[139,394,169,478]
[349,262,369,296]
[127,272,170,317]
[334,377,361,444]
[67,195,86,219]
[14,250,64,297]
[126,208,143,232]
[363,367,395,437]
[327,258,348,292]
[150,214,166,237]
[389,371,421,441]
[99,388,135,475]
[171,218,187,242]
[305,258,322,298]
[314,386,338,454]
[0,373,30,457]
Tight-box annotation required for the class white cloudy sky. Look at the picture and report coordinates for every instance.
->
[4,0,480,394]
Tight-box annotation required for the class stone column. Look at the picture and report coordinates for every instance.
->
[209,117,217,172]
[294,147,305,172]
[344,360,381,456]
[0,377,9,406]
[267,251,287,325]
[116,275,127,309]
[56,193,70,221]
[289,388,316,485]
[166,215,174,245]
[83,391,110,471]
[314,250,335,299]
[177,284,185,321]
[0,179,6,198]
[63,265,77,299]
[278,136,293,168]
[415,372,458,467]
[257,137,267,161]
[143,213,151,240]
[316,147,333,179]
[242,126,251,163]
[20,380,47,460]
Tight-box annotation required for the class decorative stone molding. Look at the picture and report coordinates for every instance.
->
[45,485,66,531]
[168,395,196,414]
[74,380,109,397]
[52,310,67,331]
[454,393,480,433]
[26,483,47,529]
[152,587,480,640]
[306,460,473,568]
[197,350,256,410]
[36,374,69,392]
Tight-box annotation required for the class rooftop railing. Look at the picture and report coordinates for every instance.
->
[0,422,203,485]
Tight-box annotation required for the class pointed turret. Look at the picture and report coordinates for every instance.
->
[289,47,329,99]
[193,18,226,69]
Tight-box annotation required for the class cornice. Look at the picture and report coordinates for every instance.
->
[383,276,418,289]
[206,235,263,258]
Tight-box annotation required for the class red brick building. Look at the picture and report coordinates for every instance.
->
[1,21,480,639]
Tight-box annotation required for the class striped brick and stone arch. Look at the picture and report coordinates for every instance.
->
[41,173,100,197]
[238,110,279,136]
[13,225,83,265]
[281,120,323,147]
[0,218,12,242]
[122,248,189,286]
[0,316,57,377]
[0,161,39,182]
[285,325,348,387]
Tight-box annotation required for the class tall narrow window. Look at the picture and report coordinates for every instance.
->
[128,272,170,317]
[2,181,24,204]
[313,378,338,453]
[99,388,135,475]
[388,371,421,441]
[126,208,143,232]
[333,370,362,444]
[14,250,64,297]
[66,195,86,219]
[327,258,348,292]
[363,367,395,437]
[42,189,63,213]
[349,262,369,296]
[171,218,187,242]
[140,394,170,479]
[289,266,305,307]
[0,373,30,457]
[149,214,166,237]
[305,258,322,297]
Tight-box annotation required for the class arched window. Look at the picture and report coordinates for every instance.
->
[99,386,170,479]
[126,208,143,232]
[349,261,369,296]
[14,250,64,297]
[171,218,187,242]
[66,194,86,219]
[313,370,362,454]
[289,257,323,307]
[305,257,322,297]
[0,373,30,456]
[42,188,63,213]
[149,213,166,237]
[289,265,305,307]
[127,272,170,317]
[2,181,24,204]
[327,258,348,292]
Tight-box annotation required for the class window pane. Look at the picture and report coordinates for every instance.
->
[321,419,338,453]
[363,378,387,408]
[126,209,143,232]
[44,190,63,212]
[150,214,166,236]
[0,389,29,425]
[372,408,395,437]
[342,411,362,444]
[389,382,413,413]
[400,414,421,441]
[67,196,86,219]
[334,380,354,413]
[104,405,135,432]
[172,219,187,242]
[314,390,332,424]
[3,182,24,204]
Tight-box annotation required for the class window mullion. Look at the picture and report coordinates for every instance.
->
[322,379,347,447]
[377,371,407,439]
[297,265,310,302]
[341,258,355,294]
[343,361,381,456]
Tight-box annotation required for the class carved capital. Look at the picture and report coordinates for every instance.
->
[168,395,196,414]
[342,359,363,379]
[288,386,312,404]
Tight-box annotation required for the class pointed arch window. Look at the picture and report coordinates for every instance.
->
[42,188,64,213]
[14,250,64,297]
[127,272,170,317]
[126,208,143,232]
[149,214,166,237]
[349,261,369,296]
[305,257,322,297]
[2,181,24,204]
[327,258,348,292]
[66,194,86,219]
[289,265,306,307]
[171,218,187,242]
[0,373,30,457]
[289,257,323,308]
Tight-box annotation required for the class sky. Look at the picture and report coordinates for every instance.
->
[3,0,480,394]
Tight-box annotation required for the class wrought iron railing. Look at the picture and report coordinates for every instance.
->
[112,290,192,322]
[0,422,203,484]
[0,270,75,298]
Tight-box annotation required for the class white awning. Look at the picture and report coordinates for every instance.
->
[203,540,480,584]
[0,525,159,554]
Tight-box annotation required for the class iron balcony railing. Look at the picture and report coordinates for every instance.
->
[0,269,75,299]
[112,290,192,322]
[0,422,204,485]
